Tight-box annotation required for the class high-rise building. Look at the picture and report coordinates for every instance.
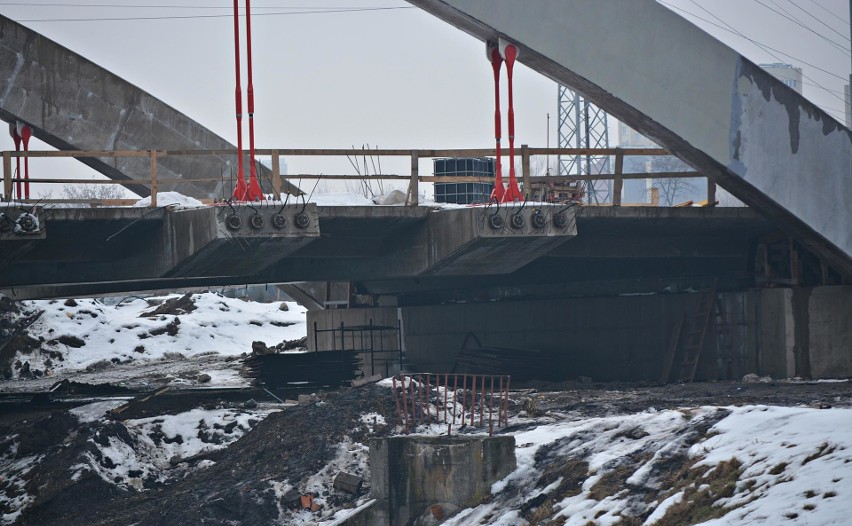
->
[759,63,803,94]
[616,123,656,203]
[617,123,657,149]
[845,84,851,129]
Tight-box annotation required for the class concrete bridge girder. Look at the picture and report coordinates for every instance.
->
[0,204,577,299]
[407,0,852,277]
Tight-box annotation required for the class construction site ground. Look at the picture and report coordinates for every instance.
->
[2,378,851,525]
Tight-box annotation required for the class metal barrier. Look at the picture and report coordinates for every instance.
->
[391,373,511,436]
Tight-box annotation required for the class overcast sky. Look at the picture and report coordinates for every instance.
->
[0,0,849,195]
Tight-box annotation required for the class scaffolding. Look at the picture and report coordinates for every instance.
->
[557,85,611,204]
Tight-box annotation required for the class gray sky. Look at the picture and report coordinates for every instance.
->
[0,0,849,196]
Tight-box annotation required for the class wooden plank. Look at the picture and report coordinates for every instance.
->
[2,151,11,198]
[150,150,158,208]
[407,151,419,206]
[613,148,624,206]
[14,178,144,185]
[7,147,673,159]
[256,171,700,182]
[707,178,716,207]
[14,198,141,205]
[527,147,670,156]
[271,149,281,200]
[10,150,152,158]
[528,171,702,182]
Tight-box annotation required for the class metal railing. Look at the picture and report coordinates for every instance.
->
[391,373,511,436]
[1,147,714,208]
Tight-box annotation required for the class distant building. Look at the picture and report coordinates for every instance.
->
[845,84,851,128]
[616,123,656,203]
[759,63,803,94]
[617,123,657,149]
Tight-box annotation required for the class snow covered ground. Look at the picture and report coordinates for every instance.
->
[3,291,852,525]
[3,292,307,390]
[437,403,852,525]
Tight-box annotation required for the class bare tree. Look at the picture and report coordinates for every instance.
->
[630,155,696,206]
[60,183,134,201]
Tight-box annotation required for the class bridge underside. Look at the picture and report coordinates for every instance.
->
[0,205,780,301]
[408,0,852,278]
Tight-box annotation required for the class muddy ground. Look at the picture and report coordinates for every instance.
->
[2,379,851,525]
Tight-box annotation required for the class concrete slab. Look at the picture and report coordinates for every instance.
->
[166,204,320,277]
[425,204,577,275]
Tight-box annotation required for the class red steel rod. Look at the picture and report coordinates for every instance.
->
[401,375,409,434]
[410,375,417,427]
[503,44,522,202]
[498,376,504,427]
[244,0,262,201]
[489,45,505,203]
[444,373,448,424]
[9,124,20,198]
[393,376,402,428]
[480,375,485,427]
[453,374,458,426]
[504,375,511,427]
[231,0,247,200]
[461,374,467,426]
[489,376,495,436]
[425,374,431,424]
[470,374,476,427]
[21,125,31,200]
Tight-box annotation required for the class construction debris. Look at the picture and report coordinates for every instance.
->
[333,472,363,494]
[242,350,361,389]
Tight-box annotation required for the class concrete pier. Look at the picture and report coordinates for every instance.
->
[362,436,516,525]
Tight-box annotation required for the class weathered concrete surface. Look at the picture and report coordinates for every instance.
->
[0,15,299,198]
[0,204,320,296]
[320,285,852,381]
[808,286,852,378]
[367,436,516,525]
[166,204,320,277]
[0,205,775,299]
[425,204,576,275]
[260,204,577,282]
[408,0,852,277]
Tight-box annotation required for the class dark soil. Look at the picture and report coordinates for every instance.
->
[140,293,197,317]
[2,378,851,525]
[7,385,396,526]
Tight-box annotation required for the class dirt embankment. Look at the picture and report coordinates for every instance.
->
[3,380,851,525]
[3,385,396,526]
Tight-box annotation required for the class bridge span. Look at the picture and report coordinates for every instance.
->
[1,2,851,382]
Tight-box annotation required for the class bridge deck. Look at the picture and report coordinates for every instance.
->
[0,204,773,299]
